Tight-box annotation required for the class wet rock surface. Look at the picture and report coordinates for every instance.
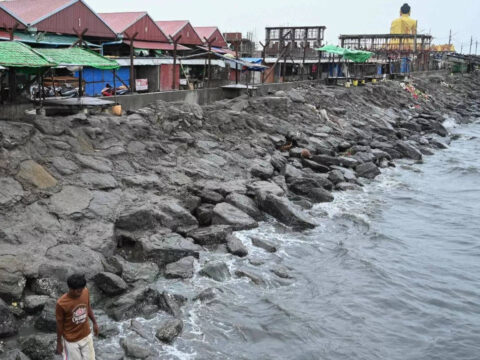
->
[1,72,479,357]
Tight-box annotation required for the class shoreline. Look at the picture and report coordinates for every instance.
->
[0,72,479,359]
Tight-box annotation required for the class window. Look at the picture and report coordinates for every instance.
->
[307,28,318,39]
[269,29,279,39]
[295,29,305,40]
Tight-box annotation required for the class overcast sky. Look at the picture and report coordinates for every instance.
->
[87,0,480,53]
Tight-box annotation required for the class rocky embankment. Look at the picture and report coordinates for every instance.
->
[0,73,479,359]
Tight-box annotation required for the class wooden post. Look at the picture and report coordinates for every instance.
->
[259,41,269,84]
[113,69,117,104]
[78,67,83,97]
[124,31,139,92]
[204,37,217,89]
[301,42,307,80]
[171,35,182,90]
[235,40,240,85]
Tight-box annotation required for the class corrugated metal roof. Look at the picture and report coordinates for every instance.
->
[0,5,27,28]
[36,47,119,69]
[0,31,100,47]
[0,0,74,25]
[0,41,56,68]
[98,12,147,34]
[125,40,190,51]
[155,20,188,38]
[194,27,217,41]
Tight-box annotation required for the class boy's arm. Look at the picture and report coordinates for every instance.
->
[87,291,99,336]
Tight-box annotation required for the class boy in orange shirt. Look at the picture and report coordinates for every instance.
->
[56,274,99,360]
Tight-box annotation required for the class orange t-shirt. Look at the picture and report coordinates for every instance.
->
[55,288,91,342]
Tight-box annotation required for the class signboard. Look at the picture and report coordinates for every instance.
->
[179,79,187,86]
[135,79,148,91]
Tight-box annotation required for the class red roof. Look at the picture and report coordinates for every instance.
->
[194,26,227,47]
[155,20,188,37]
[0,0,74,24]
[125,40,190,51]
[194,27,217,41]
[99,12,147,34]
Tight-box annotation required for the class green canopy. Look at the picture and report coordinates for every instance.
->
[36,47,119,70]
[0,41,56,68]
[316,45,373,63]
[1,31,100,48]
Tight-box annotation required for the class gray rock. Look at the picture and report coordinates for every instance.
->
[0,298,17,338]
[119,260,159,284]
[98,322,120,339]
[135,233,201,266]
[198,189,224,204]
[74,154,113,173]
[256,192,316,230]
[130,319,152,341]
[23,295,50,315]
[247,180,285,197]
[120,337,153,359]
[251,237,277,253]
[193,287,223,302]
[30,278,65,298]
[16,160,57,189]
[199,261,231,282]
[235,269,265,285]
[287,89,305,103]
[271,265,293,279]
[250,160,274,180]
[106,287,161,321]
[225,193,264,221]
[122,174,160,189]
[211,202,258,231]
[395,141,423,160]
[94,272,128,296]
[19,334,56,360]
[80,173,118,190]
[49,186,93,216]
[0,177,24,208]
[33,299,56,333]
[187,225,232,246]
[158,291,185,318]
[0,121,34,149]
[311,154,358,168]
[195,203,214,226]
[155,318,183,344]
[0,256,26,301]
[301,158,330,173]
[116,198,198,233]
[328,169,345,184]
[270,152,288,172]
[51,157,79,176]
[226,234,248,257]
[165,256,195,279]
[33,117,67,135]
[288,177,334,202]
[336,182,362,191]
[0,349,31,360]
[80,221,116,257]
[355,162,381,179]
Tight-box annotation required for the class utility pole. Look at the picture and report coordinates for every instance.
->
[448,29,452,46]
[476,41,478,55]
[469,36,473,55]
[460,43,463,54]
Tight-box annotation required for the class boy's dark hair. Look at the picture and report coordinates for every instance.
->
[67,274,86,290]
[401,3,411,14]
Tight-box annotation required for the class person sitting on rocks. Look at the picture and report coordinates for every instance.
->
[56,273,99,360]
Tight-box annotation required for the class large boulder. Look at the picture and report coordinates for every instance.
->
[120,337,153,359]
[288,178,334,203]
[24,295,50,315]
[165,256,195,279]
[251,237,277,253]
[94,272,128,296]
[135,232,201,266]
[225,193,263,221]
[187,225,232,246]
[116,258,159,284]
[0,350,31,360]
[116,198,199,234]
[211,202,258,231]
[155,318,183,344]
[105,287,162,321]
[250,160,274,180]
[395,141,423,160]
[256,192,316,230]
[246,180,285,197]
[355,162,381,180]
[48,186,93,216]
[19,334,57,360]
[195,203,215,226]
[199,261,231,282]
[16,160,57,189]
[34,299,57,333]
[0,298,18,338]
[74,154,113,173]
[0,255,26,301]
[0,177,24,208]
[226,234,248,258]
